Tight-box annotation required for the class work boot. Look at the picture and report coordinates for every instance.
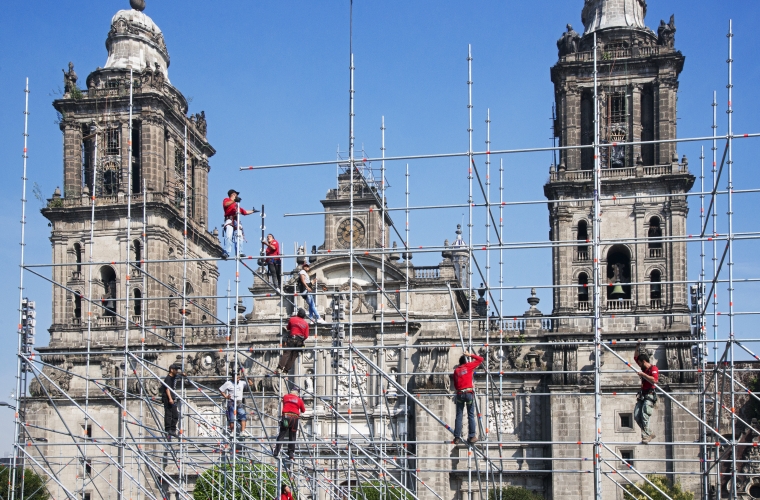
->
[452,437,463,445]
[641,433,655,444]
[468,436,478,444]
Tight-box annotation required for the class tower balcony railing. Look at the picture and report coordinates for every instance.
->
[650,299,663,309]
[549,162,689,183]
[606,299,633,311]
[576,249,590,261]
[648,248,663,258]
[577,300,591,312]
[560,45,665,63]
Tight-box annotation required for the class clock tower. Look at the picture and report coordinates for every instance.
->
[320,167,391,251]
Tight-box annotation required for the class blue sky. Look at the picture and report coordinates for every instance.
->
[0,1,759,454]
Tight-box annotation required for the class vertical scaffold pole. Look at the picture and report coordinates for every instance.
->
[484,108,491,490]
[592,32,603,500]
[120,68,134,500]
[726,20,737,500]
[11,78,30,500]
[710,89,720,499]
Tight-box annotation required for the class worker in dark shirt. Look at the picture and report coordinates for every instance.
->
[451,352,484,444]
[162,364,180,440]
[634,343,660,444]
[275,308,310,375]
[274,389,306,461]
[280,485,293,500]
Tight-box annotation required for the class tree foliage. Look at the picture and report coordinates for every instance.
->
[0,466,50,500]
[489,486,544,500]
[354,481,413,500]
[193,461,291,500]
[623,475,694,500]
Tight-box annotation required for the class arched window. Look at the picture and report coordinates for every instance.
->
[73,243,83,274]
[577,220,589,261]
[606,245,632,301]
[73,292,82,320]
[648,217,663,258]
[650,270,662,308]
[133,289,142,316]
[100,266,117,316]
[133,240,142,268]
[578,273,589,309]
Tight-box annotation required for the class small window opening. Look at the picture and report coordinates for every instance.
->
[74,243,83,273]
[620,450,634,467]
[648,217,663,257]
[74,293,82,320]
[578,273,590,304]
[134,289,142,316]
[133,240,142,268]
[620,413,633,429]
[105,128,120,157]
[577,220,589,261]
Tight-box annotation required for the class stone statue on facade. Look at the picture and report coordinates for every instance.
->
[196,110,207,136]
[62,62,78,93]
[657,15,676,48]
[557,24,581,57]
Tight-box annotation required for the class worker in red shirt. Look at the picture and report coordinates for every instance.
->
[222,189,257,259]
[265,233,282,290]
[451,352,484,444]
[275,308,309,375]
[274,388,306,461]
[633,343,659,444]
[280,485,293,500]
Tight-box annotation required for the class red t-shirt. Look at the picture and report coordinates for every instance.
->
[266,239,280,261]
[223,197,252,219]
[287,316,309,340]
[282,394,306,415]
[281,493,293,500]
[452,354,484,391]
[634,354,659,391]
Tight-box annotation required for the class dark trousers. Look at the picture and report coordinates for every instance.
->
[278,337,304,373]
[454,391,476,439]
[163,403,179,433]
[274,415,299,458]
[267,261,282,290]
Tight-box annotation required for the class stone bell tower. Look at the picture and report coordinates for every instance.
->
[43,0,221,346]
[544,0,695,332]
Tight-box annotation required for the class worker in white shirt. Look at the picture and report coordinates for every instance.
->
[219,368,253,434]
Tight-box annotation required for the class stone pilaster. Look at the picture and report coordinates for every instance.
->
[62,120,83,198]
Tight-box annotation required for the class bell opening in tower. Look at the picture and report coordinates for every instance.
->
[606,245,631,301]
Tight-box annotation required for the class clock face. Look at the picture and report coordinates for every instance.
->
[337,218,366,248]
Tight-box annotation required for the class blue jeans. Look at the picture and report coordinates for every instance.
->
[302,292,320,320]
[454,391,476,439]
[226,402,247,424]
[634,398,655,438]
[223,224,243,256]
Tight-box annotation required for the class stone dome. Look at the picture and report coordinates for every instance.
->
[582,0,647,35]
[104,7,170,82]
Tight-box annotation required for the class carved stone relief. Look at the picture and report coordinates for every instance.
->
[487,398,515,435]
[337,356,369,406]
[413,346,450,391]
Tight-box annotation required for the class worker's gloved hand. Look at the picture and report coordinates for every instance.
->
[249,207,260,213]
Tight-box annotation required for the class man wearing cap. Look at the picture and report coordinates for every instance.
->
[219,369,253,434]
[451,352,484,444]
[222,189,258,259]
[162,364,180,439]
[274,389,306,461]
[298,262,323,323]
[275,308,310,375]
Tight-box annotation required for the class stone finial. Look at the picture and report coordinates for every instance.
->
[527,288,540,309]
[53,187,61,199]
[130,0,146,11]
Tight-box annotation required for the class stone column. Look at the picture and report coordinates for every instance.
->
[139,113,164,194]
[631,83,643,163]
[116,120,129,194]
[62,120,83,198]
[655,78,678,164]
[562,84,582,170]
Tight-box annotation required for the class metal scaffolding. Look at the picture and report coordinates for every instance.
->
[10,14,760,500]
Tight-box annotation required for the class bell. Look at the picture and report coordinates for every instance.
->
[610,282,626,299]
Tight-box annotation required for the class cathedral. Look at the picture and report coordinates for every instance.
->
[23,1,760,499]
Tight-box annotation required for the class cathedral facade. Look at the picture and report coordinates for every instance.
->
[23,1,759,499]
